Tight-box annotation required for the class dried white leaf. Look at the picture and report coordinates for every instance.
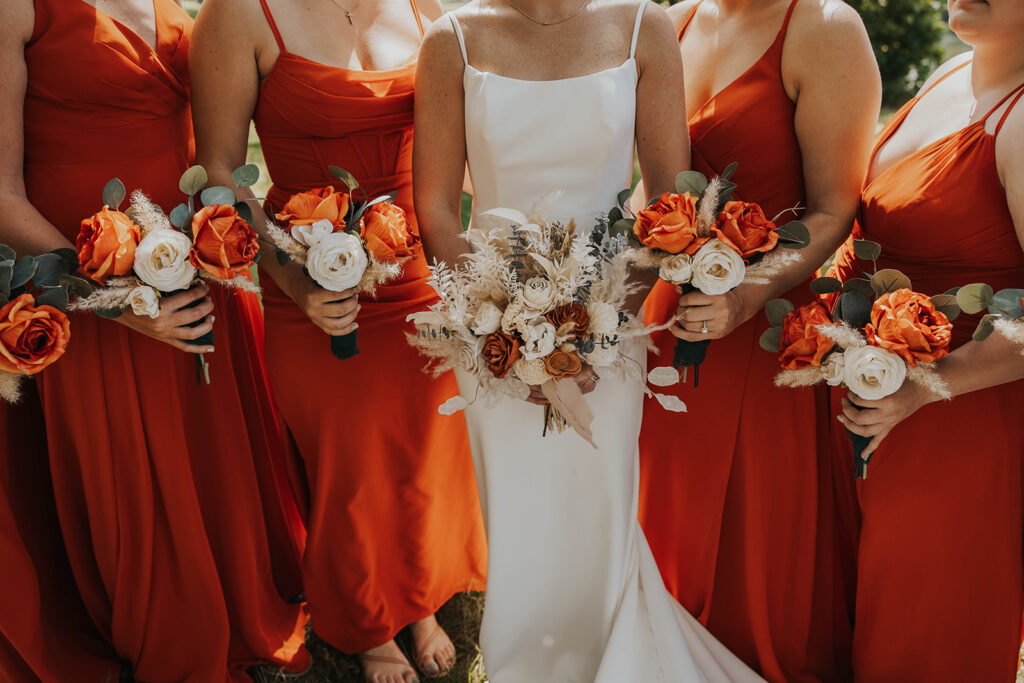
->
[438,396,470,416]
[647,366,680,387]
[654,392,687,413]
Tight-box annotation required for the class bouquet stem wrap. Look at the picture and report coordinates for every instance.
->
[671,284,710,387]
[331,330,360,360]
[846,402,872,479]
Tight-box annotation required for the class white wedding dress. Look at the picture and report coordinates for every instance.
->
[449,5,763,683]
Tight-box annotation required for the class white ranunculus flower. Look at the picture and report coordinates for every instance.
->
[584,343,619,368]
[306,231,367,292]
[588,302,620,335]
[843,345,907,400]
[291,218,334,248]
[521,319,557,361]
[471,302,503,335]
[133,229,197,292]
[823,352,846,387]
[690,239,745,296]
[659,253,694,285]
[521,276,556,312]
[127,285,160,319]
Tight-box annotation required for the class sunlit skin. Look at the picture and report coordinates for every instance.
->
[837,0,1024,457]
[413,0,689,403]
[189,1,458,681]
[0,0,215,353]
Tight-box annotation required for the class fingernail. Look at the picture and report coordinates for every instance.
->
[209,315,216,323]
[428,664,437,671]
[207,347,215,353]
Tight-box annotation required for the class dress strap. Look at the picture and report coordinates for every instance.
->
[449,14,468,66]
[257,0,286,52]
[678,0,704,41]
[409,0,425,38]
[629,1,647,59]
[988,82,1024,135]
[778,0,800,38]
[918,59,971,100]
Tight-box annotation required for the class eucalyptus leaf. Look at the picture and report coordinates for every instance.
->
[102,178,127,210]
[776,220,811,249]
[0,261,12,298]
[0,245,14,261]
[852,239,882,262]
[10,256,38,291]
[608,207,623,224]
[810,276,843,295]
[720,162,739,181]
[990,288,1024,319]
[714,180,737,213]
[616,188,633,212]
[944,286,961,296]
[33,253,65,288]
[51,248,79,276]
[765,298,794,328]
[231,164,260,189]
[842,278,874,299]
[973,313,998,342]
[327,165,359,191]
[674,171,708,196]
[59,274,93,299]
[234,201,254,226]
[179,165,209,196]
[200,186,237,208]
[955,282,995,315]
[610,218,636,239]
[929,294,961,322]
[95,307,125,319]
[34,286,68,311]
[835,290,872,328]
[169,203,192,230]
[759,326,783,353]
[0,293,7,308]
[870,269,912,296]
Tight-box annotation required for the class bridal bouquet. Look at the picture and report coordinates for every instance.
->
[266,166,414,360]
[0,243,84,403]
[407,206,686,447]
[760,240,959,478]
[72,167,261,383]
[609,164,810,386]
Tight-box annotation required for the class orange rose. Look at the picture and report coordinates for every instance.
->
[778,301,837,370]
[865,289,952,366]
[0,294,71,376]
[544,350,583,378]
[77,206,141,285]
[546,303,591,339]
[483,331,521,379]
[275,186,350,231]
[716,201,779,259]
[359,202,418,263]
[633,192,710,255]
[189,204,260,279]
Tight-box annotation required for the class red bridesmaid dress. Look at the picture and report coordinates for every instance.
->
[252,0,487,654]
[23,1,308,680]
[639,2,839,681]
[827,61,1024,681]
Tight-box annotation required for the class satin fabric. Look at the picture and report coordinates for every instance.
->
[452,6,762,682]
[22,1,308,680]
[639,2,840,681]
[252,0,487,654]
[827,60,1024,681]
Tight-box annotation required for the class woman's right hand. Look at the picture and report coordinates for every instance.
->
[281,266,360,336]
[114,285,215,354]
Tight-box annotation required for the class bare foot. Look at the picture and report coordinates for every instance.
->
[410,615,456,678]
[358,639,419,683]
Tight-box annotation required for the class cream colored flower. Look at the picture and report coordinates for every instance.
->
[588,302,619,335]
[521,276,556,312]
[843,346,907,400]
[471,302,503,335]
[291,218,334,248]
[521,319,557,361]
[133,229,196,292]
[659,253,693,285]
[691,239,745,295]
[127,285,160,319]
[584,341,619,368]
[823,352,846,387]
[306,231,367,292]
[513,357,550,385]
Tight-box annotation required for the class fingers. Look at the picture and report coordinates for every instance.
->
[835,413,884,438]
[316,298,360,320]
[678,292,715,308]
[862,433,886,459]
[165,298,215,328]
[160,284,209,312]
[846,392,882,409]
[308,287,358,306]
[575,368,600,395]
[167,337,215,354]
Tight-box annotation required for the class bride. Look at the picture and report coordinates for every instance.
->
[414,1,762,681]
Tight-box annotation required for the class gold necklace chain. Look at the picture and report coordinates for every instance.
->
[328,0,362,25]
[504,0,592,26]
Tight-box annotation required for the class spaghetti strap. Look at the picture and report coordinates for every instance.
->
[990,83,1024,134]
[778,0,800,38]
[629,1,647,58]
[449,14,468,66]
[409,0,425,38]
[679,0,704,40]
[918,59,971,100]
[257,0,286,52]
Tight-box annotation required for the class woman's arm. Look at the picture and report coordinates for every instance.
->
[190,0,359,337]
[675,1,881,340]
[840,87,1024,456]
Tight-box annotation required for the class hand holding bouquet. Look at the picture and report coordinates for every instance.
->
[610,164,810,386]
[266,166,415,360]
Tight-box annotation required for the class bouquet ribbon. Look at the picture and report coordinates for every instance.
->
[541,378,596,449]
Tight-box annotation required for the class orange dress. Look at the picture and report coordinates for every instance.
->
[23,1,307,680]
[639,2,839,680]
[827,63,1024,681]
[252,0,486,653]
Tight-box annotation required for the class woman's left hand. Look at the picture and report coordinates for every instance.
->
[836,382,937,459]
[672,289,750,341]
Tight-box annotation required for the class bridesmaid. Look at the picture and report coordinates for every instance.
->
[829,0,1024,678]
[0,0,309,680]
[638,0,879,680]
[190,1,487,681]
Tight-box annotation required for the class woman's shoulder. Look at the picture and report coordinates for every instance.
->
[916,52,973,95]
